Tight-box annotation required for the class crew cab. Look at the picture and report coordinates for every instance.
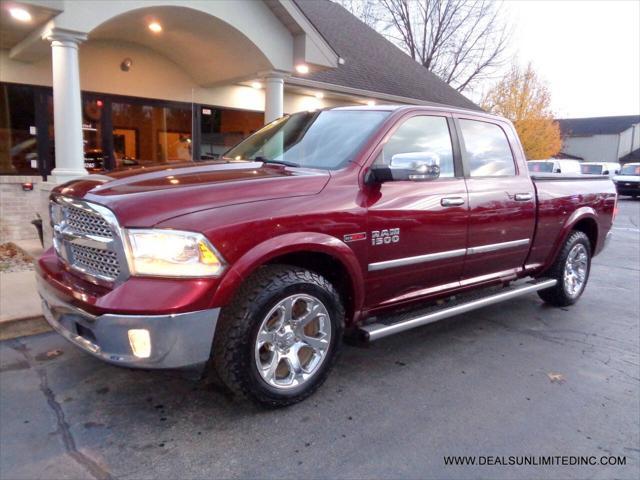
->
[37,106,617,407]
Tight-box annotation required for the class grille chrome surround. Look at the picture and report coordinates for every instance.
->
[50,195,129,285]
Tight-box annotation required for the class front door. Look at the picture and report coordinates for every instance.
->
[455,116,536,284]
[365,114,469,308]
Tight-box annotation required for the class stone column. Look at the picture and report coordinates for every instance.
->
[46,28,88,183]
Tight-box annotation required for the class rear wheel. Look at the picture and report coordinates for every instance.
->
[212,265,344,407]
[538,230,591,307]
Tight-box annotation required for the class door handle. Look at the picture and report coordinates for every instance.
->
[514,193,533,201]
[441,197,465,207]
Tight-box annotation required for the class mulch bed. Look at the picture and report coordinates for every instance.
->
[0,243,35,273]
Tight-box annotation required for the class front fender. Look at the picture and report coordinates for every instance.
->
[210,232,365,315]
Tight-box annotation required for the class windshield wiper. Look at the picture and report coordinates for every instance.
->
[253,156,300,168]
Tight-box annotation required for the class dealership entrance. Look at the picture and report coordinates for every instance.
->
[0,82,265,176]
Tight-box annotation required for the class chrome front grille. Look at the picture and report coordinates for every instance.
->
[50,196,128,284]
[69,244,121,279]
[65,205,113,238]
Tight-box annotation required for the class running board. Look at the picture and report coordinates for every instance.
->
[359,278,557,342]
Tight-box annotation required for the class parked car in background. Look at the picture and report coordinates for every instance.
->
[613,162,640,197]
[37,105,616,407]
[581,162,620,177]
[528,159,582,174]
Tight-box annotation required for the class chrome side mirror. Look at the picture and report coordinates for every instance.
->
[368,152,441,183]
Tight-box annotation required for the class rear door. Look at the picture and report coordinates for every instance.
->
[365,113,469,307]
[454,116,535,284]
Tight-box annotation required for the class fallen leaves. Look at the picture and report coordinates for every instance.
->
[547,372,566,383]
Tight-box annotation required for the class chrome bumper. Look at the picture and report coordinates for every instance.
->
[37,277,220,369]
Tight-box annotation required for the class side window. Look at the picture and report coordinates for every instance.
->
[459,119,516,177]
[376,116,455,178]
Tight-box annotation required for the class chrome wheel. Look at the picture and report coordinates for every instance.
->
[254,294,332,390]
[563,243,588,298]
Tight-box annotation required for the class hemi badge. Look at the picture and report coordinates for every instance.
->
[344,232,367,242]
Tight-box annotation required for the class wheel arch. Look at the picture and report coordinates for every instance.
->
[542,207,599,272]
[211,232,365,324]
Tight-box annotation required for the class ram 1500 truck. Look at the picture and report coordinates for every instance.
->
[37,106,617,407]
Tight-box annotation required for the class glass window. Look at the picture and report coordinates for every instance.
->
[0,84,39,175]
[200,107,263,160]
[111,101,192,168]
[82,98,106,173]
[528,161,554,173]
[376,116,455,178]
[459,119,516,177]
[581,164,603,175]
[225,110,389,170]
[619,164,640,176]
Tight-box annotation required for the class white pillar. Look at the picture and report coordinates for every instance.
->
[263,74,285,124]
[46,29,88,183]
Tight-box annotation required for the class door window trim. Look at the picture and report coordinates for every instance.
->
[366,112,464,180]
[453,116,520,178]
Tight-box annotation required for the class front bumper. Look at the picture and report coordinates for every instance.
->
[37,275,220,369]
[614,181,640,196]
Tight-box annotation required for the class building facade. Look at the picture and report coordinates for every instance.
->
[558,115,640,164]
[0,0,478,242]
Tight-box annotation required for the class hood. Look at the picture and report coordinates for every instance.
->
[613,174,640,183]
[54,161,330,226]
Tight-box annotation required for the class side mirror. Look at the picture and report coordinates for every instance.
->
[615,170,619,174]
[603,170,609,175]
[368,152,441,183]
[555,168,562,173]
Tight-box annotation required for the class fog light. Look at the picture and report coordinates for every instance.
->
[128,329,151,358]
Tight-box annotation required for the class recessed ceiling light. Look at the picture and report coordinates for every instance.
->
[148,22,162,33]
[295,64,310,74]
[251,82,262,89]
[9,7,32,22]
[314,92,324,99]
[366,100,376,106]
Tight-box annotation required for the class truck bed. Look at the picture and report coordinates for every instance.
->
[528,174,616,270]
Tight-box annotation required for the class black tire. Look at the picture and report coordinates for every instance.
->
[212,265,344,407]
[537,230,591,307]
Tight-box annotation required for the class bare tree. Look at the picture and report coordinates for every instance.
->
[337,0,509,93]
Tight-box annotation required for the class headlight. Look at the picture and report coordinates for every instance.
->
[125,229,225,277]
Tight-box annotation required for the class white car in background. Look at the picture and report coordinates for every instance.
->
[527,159,582,174]
[580,162,621,177]
[613,162,640,198]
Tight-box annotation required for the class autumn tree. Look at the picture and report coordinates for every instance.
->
[337,0,509,93]
[481,63,562,160]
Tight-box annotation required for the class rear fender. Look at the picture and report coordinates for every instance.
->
[210,232,365,318]
[541,206,598,271]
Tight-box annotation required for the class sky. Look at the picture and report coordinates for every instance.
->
[502,0,640,119]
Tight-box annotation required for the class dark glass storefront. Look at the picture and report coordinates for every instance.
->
[0,82,264,176]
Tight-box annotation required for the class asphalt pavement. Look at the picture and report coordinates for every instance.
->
[1,199,638,480]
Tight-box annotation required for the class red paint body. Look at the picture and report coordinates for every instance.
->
[38,106,617,325]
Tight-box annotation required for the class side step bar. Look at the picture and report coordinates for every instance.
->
[359,278,557,342]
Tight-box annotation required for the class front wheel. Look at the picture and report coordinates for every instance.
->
[538,230,591,307]
[212,265,344,407]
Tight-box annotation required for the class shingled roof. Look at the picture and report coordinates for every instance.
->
[293,0,481,111]
[558,115,640,136]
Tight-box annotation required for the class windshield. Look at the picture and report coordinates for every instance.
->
[581,164,602,175]
[528,161,554,173]
[619,164,640,176]
[224,110,389,170]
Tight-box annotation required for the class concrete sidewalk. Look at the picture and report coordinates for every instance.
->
[0,239,49,340]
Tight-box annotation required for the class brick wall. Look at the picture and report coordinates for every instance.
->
[0,176,42,242]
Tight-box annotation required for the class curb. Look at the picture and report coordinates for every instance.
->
[0,316,52,341]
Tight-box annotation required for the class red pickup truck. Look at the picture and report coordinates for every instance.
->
[37,105,616,407]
